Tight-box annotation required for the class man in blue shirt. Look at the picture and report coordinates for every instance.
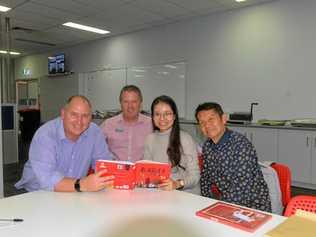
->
[195,102,271,212]
[15,95,113,192]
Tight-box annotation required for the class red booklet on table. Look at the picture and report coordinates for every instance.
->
[196,202,272,233]
[95,160,171,190]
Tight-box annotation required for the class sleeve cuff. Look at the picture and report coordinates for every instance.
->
[47,172,64,191]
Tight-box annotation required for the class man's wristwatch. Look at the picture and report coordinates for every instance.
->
[176,179,185,190]
[74,179,81,192]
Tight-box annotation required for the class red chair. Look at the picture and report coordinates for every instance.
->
[197,152,204,174]
[271,163,292,207]
[197,153,221,198]
[284,195,316,217]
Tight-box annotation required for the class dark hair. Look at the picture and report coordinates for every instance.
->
[66,95,91,108]
[195,102,224,121]
[151,95,184,170]
[119,85,143,102]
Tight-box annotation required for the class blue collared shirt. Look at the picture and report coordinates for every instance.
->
[15,117,112,191]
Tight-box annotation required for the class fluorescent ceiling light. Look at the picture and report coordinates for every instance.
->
[134,75,144,78]
[132,69,146,73]
[10,51,21,55]
[235,0,246,2]
[0,50,21,55]
[157,71,169,75]
[0,5,11,12]
[63,22,110,34]
[164,64,177,69]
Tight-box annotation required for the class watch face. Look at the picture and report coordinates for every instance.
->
[177,179,184,190]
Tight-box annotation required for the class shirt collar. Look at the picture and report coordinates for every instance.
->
[156,127,172,136]
[57,117,66,141]
[208,128,232,146]
[117,113,147,125]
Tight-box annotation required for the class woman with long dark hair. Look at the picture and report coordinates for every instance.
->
[144,95,200,194]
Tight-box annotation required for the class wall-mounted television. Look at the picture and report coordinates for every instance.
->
[48,53,65,74]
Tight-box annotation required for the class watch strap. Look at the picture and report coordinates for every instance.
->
[74,179,81,192]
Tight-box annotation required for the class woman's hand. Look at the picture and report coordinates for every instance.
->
[158,178,178,191]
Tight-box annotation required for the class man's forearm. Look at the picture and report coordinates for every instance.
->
[54,177,77,192]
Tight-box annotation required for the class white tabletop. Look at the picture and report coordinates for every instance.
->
[0,189,285,237]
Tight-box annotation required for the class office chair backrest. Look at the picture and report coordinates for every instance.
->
[284,195,316,217]
[271,163,291,207]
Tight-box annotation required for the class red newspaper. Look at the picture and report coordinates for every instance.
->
[96,160,171,190]
[196,202,272,233]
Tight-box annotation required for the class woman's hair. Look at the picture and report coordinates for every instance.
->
[151,95,184,170]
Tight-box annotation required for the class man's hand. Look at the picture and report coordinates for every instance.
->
[80,170,114,192]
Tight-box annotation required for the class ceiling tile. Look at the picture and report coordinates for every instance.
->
[0,0,277,56]
[0,0,25,8]
[166,0,223,13]
[6,10,60,29]
[9,2,77,22]
[92,3,165,27]
[72,0,131,10]
[30,0,99,17]
[131,0,190,19]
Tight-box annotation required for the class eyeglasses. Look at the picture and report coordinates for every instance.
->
[153,111,174,119]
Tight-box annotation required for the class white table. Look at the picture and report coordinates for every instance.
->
[0,189,285,237]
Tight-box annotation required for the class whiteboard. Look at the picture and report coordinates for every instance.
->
[86,69,126,112]
[80,62,186,117]
[127,62,186,118]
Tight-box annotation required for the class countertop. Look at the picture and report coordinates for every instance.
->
[179,119,316,131]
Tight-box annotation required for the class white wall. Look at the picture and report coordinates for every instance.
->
[40,74,79,121]
[15,0,316,121]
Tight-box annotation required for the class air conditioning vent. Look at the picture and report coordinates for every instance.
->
[15,38,56,46]
[12,26,36,33]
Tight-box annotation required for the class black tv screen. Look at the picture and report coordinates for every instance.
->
[56,54,65,73]
[48,53,65,74]
[48,56,56,74]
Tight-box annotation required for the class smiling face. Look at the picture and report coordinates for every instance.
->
[197,109,228,144]
[61,97,92,141]
[120,90,142,123]
[153,102,175,132]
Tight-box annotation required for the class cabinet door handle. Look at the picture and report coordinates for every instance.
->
[306,136,309,147]
[250,132,253,142]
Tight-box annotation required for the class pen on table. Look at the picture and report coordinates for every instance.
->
[0,218,23,222]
